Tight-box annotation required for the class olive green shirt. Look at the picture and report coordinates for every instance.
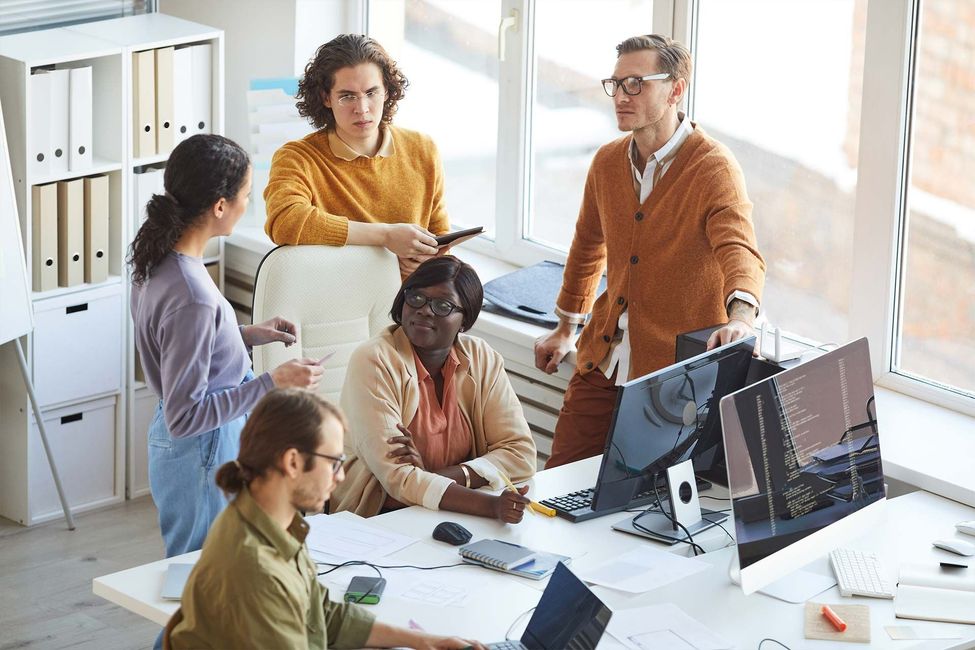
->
[165,488,375,649]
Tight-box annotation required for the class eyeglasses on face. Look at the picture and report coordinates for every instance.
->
[601,73,670,97]
[404,290,464,318]
[334,89,386,107]
[306,451,347,473]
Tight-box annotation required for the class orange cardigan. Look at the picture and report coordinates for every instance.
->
[263,126,449,245]
[557,126,765,379]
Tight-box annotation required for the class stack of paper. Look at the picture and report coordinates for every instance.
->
[576,546,709,594]
[304,511,418,566]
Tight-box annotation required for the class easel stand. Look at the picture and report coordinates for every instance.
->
[12,339,75,530]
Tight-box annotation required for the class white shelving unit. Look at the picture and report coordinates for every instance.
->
[0,13,225,523]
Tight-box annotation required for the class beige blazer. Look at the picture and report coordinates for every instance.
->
[330,326,537,516]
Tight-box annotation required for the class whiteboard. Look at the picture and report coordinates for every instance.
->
[0,96,33,345]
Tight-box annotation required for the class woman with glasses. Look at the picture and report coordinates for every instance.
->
[265,33,450,278]
[331,257,537,522]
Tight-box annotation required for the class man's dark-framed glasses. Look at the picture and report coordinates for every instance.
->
[404,290,464,317]
[601,72,670,97]
[306,451,347,473]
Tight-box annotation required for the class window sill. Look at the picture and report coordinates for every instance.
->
[224,230,975,507]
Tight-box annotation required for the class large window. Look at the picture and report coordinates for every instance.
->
[693,0,865,347]
[896,0,975,396]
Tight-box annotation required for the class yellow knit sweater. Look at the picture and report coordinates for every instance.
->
[264,126,449,245]
[559,126,766,378]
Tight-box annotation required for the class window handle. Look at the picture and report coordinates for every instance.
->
[498,9,519,62]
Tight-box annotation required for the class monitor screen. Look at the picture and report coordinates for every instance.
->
[720,338,884,575]
[590,336,755,513]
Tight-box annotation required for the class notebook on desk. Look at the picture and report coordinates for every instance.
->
[459,539,569,581]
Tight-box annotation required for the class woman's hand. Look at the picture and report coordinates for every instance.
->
[384,223,439,258]
[270,358,323,391]
[242,317,297,347]
[493,485,530,524]
[387,424,426,470]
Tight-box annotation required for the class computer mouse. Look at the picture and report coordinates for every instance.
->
[432,521,472,546]
[932,538,975,556]
[956,521,975,537]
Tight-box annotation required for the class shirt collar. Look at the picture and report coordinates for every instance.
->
[411,345,460,382]
[628,111,694,170]
[233,486,308,560]
[327,127,395,161]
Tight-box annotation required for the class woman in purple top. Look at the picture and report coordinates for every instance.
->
[129,134,324,557]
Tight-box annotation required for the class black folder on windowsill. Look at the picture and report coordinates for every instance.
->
[482,261,607,328]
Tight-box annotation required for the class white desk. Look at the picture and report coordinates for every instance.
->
[94,458,975,648]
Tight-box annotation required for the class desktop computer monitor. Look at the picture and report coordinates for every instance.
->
[719,337,886,595]
[590,336,755,514]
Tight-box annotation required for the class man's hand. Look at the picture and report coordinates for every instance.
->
[534,321,576,374]
[706,319,757,351]
[242,317,297,347]
[416,635,486,650]
[384,223,439,258]
[387,424,426,470]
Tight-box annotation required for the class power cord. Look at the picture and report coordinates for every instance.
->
[316,559,466,604]
[758,638,791,649]
[630,477,706,556]
[504,606,536,641]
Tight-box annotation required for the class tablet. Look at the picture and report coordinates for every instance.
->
[436,226,484,249]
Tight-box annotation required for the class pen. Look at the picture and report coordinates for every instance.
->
[499,473,556,517]
[821,605,847,632]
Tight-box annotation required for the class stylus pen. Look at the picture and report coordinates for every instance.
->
[499,473,556,516]
[821,605,847,632]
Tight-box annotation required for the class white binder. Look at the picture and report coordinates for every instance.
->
[190,43,212,137]
[28,71,52,176]
[48,69,70,174]
[83,175,110,283]
[172,46,193,145]
[57,178,85,287]
[155,47,175,154]
[31,182,58,291]
[68,66,93,171]
[133,49,156,158]
[133,166,165,224]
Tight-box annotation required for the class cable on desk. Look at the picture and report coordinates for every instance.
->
[504,607,536,641]
[630,477,706,556]
[700,494,731,502]
[701,515,735,548]
[758,638,791,649]
[316,559,465,577]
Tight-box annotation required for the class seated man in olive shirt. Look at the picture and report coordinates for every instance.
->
[164,389,483,650]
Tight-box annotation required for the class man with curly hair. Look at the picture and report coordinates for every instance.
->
[265,34,449,277]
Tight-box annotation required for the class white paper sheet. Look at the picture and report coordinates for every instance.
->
[577,546,708,594]
[608,604,732,650]
[305,512,417,565]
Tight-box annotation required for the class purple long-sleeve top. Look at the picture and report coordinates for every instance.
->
[131,252,274,438]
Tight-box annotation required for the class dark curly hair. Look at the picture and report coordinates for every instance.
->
[128,134,250,285]
[391,257,483,333]
[295,34,409,130]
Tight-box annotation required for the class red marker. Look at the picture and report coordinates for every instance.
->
[821,605,847,632]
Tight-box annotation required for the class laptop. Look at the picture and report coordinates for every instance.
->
[487,562,612,650]
[160,562,194,600]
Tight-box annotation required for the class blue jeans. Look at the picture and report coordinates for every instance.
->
[147,374,252,558]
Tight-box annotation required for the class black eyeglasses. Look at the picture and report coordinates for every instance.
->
[404,290,464,318]
[601,73,670,97]
[306,451,346,473]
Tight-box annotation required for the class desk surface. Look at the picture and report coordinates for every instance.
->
[94,458,975,649]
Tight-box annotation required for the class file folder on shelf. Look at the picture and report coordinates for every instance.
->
[57,178,85,287]
[68,66,93,171]
[190,43,212,137]
[47,68,70,174]
[155,47,175,154]
[29,71,52,176]
[133,49,156,158]
[133,166,165,224]
[31,183,58,291]
[172,46,193,145]
[84,175,110,283]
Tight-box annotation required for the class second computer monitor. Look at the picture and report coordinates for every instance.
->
[590,336,755,513]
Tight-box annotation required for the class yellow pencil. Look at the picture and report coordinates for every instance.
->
[499,473,556,517]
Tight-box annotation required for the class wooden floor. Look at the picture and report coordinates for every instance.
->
[0,497,164,650]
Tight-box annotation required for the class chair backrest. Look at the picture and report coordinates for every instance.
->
[251,245,401,403]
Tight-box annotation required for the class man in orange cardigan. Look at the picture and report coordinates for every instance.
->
[534,34,766,468]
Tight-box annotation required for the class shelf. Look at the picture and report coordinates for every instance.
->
[202,256,221,265]
[0,29,119,67]
[31,275,122,301]
[132,152,170,168]
[67,14,221,51]
[31,159,123,186]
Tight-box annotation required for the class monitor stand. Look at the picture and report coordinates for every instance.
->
[612,505,728,544]
[727,552,836,604]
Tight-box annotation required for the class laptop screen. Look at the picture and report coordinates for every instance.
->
[520,563,612,650]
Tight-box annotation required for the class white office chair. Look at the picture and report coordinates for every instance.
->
[251,245,401,403]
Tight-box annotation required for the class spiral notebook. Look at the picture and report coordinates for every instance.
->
[459,539,569,580]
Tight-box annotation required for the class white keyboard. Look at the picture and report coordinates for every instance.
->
[829,548,895,599]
